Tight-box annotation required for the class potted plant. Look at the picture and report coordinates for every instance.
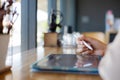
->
[44,10,63,47]
[0,0,18,73]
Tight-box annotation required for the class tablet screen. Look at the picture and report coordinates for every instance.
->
[33,54,101,74]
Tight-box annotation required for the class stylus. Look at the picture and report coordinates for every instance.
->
[73,32,93,50]
[82,40,93,50]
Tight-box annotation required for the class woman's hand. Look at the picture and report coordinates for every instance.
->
[76,35,107,56]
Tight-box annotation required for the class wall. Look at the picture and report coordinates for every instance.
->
[76,0,120,32]
[21,0,37,51]
[60,0,76,31]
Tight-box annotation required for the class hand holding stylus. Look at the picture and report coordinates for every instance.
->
[75,33,106,56]
[74,32,93,51]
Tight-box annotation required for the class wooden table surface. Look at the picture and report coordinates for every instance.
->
[0,47,102,80]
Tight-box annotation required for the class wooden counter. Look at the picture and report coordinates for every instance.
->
[0,47,102,80]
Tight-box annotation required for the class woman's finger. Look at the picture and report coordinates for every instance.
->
[81,50,93,55]
[77,44,86,48]
[76,47,92,55]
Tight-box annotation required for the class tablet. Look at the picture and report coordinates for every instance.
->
[31,54,101,74]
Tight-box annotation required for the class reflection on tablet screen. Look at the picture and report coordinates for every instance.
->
[37,54,100,70]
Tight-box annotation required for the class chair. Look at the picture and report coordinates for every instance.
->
[106,31,117,44]
[82,32,106,43]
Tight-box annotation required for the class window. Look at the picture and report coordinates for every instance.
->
[37,0,48,47]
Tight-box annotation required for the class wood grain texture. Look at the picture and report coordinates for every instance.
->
[0,47,102,80]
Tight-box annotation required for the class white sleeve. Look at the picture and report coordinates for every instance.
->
[99,31,120,80]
